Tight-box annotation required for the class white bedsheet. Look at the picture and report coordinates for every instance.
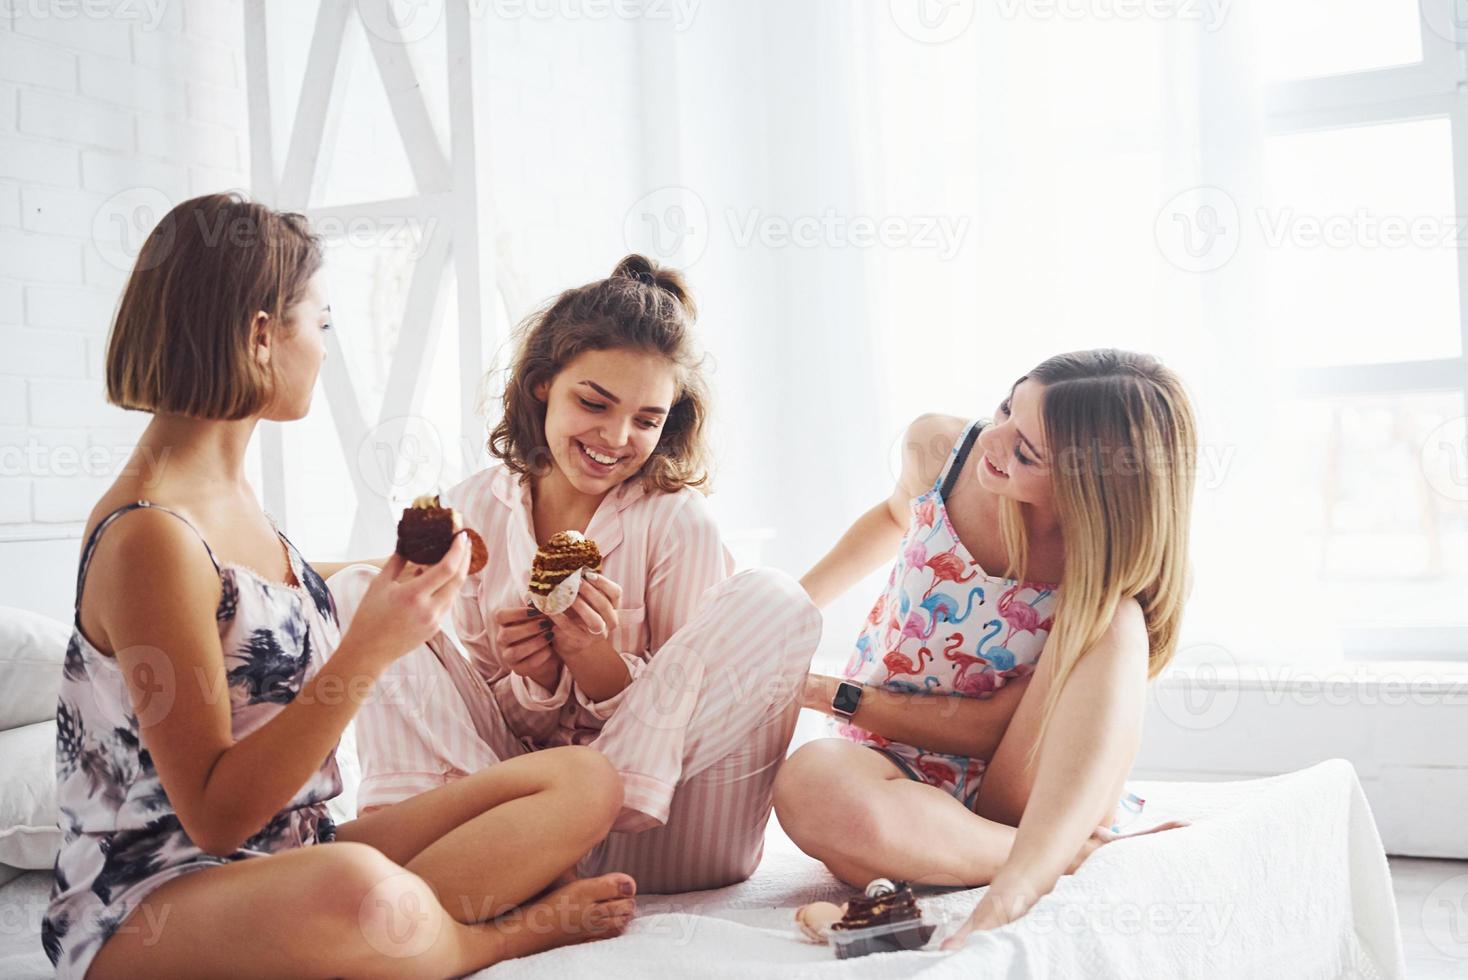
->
[0,760,1404,979]
[480,759,1404,979]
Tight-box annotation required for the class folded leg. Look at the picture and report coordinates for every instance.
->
[328,565,529,813]
[583,568,823,891]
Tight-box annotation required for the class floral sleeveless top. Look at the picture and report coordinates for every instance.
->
[837,420,1060,808]
[43,502,343,980]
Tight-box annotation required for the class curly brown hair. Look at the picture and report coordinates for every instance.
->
[487,254,712,494]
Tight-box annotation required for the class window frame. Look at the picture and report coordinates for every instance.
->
[1265,6,1468,661]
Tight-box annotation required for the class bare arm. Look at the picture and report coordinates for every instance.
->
[800,413,1012,751]
[91,513,467,857]
[800,413,966,609]
[802,672,1028,761]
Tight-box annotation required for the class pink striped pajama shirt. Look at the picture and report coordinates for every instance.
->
[333,464,823,892]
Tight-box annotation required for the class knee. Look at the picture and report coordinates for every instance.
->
[728,568,811,616]
[309,842,434,934]
[350,863,451,962]
[545,746,622,836]
[773,742,875,856]
[728,568,824,661]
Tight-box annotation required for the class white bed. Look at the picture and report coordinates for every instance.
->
[0,758,1405,979]
[0,588,1408,978]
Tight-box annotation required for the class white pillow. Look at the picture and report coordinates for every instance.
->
[0,721,60,871]
[0,606,69,729]
[0,717,359,872]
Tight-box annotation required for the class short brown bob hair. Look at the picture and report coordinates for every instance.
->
[488,254,712,494]
[106,192,323,420]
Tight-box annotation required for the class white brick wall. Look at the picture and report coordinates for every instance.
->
[0,0,654,567]
[0,0,249,532]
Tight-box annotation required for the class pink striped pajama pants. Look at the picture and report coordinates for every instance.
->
[330,567,823,894]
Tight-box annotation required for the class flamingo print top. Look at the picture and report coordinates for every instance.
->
[837,419,1059,808]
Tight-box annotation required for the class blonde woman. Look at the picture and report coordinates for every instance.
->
[773,350,1196,946]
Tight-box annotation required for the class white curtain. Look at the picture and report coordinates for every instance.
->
[648,0,1352,668]
[270,0,1461,671]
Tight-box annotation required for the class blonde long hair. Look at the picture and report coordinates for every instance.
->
[996,350,1198,759]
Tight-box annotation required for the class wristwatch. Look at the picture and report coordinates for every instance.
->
[831,681,864,720]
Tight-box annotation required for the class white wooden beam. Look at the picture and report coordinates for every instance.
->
[1296,357,1467,397]
[344,230,451,552]
[279,0,354,208]
[243,0,288,523]
[378,229,452,423]
[446,0,497,450]
[318,327,387,554]
[360,8,453,194]
[244,0,496,556]
[242,0,277,200]
[306,192,451,229]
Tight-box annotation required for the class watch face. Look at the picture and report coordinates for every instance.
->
[833,682,862,717]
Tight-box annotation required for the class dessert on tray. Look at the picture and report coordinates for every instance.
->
[795,879,934,958]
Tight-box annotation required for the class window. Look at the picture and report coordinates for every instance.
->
[1262,3,1468,658]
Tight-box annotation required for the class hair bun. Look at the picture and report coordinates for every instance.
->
[611,253,697,320]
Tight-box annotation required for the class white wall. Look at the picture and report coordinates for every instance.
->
[0,1,661,599]
[1138,665,1468,858]
[0,0,251,615]
[242,2,662,561]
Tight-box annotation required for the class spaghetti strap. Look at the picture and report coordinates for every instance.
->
[935,420,985,500]
[74,501,221,610]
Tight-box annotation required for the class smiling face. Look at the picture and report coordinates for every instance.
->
[536,347,678,496]
[975,378,1053,508]
[257,270,331,422]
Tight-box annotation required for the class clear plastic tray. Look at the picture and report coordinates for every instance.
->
[828,914,936,958]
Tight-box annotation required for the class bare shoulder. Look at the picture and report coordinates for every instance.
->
[80,503,221,653]
[894,413,970,499]
[1100,596,1149,664]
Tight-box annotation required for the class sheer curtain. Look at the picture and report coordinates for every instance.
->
[845,3,1339,670]
[268,0,1464,672]
[653,0,1390,669]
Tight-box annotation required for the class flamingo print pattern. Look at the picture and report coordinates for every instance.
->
[837,419,1059,809]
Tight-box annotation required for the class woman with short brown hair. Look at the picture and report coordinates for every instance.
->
[45,193,635,980]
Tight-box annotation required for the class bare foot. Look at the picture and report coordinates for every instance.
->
[942,820,1190,951]
[1065,819,1191,875]
[533,867,581,898]
[491,872,637,961]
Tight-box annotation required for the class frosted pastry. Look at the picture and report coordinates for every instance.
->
[527,530,602,614]
[395,494,487,574]
[828,880,933,959]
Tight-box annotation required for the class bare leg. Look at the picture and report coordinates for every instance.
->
[580,568,824,893]
[88,841,636,979]
[338,745,622,921]
[945,605,1175,947]
[775,739,1183,890]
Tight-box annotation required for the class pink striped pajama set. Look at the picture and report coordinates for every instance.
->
[332,464,823,892]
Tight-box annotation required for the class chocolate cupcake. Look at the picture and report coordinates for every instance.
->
[395,494,487,574]
[828,880,933,959]
[529,530,602,599]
